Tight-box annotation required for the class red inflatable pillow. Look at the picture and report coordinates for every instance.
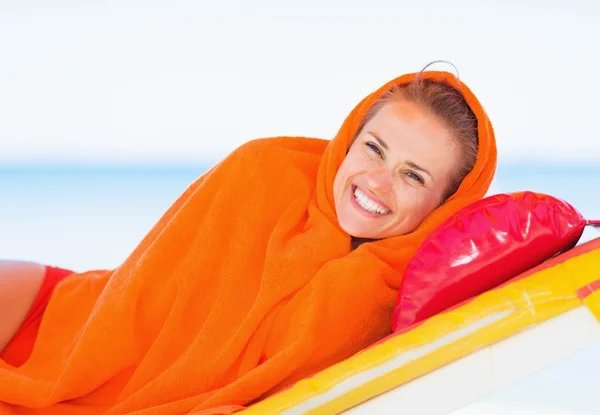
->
[391,191,599,332]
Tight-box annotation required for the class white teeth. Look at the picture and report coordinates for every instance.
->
[353,187,390,214]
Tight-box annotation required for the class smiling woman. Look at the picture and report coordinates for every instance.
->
[0,65,496,415]
[334,71,480,241]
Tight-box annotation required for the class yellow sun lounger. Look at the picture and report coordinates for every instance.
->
[241,237,600,415]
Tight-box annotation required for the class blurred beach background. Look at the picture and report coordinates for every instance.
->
[2,1,600,413]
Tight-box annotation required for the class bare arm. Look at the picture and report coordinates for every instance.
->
[0,260,46,353]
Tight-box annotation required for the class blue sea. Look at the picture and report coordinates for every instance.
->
[1,162,600,414]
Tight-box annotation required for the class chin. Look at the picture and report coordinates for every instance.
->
[343,221,415,240]
[340,222,381,240]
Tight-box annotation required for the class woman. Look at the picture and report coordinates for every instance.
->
[0,66,496,414]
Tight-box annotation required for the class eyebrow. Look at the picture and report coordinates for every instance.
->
[368,131,389,151]
[367,131,434,180]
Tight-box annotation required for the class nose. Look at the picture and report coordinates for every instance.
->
[366,166,393,192]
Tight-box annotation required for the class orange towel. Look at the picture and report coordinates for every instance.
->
[0,70,496,415]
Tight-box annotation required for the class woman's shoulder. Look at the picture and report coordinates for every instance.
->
[221,136,328,192]
[228,136,329,178]
[233,136,329,159]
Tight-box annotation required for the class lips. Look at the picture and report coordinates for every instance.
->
[350,184,392,217]
[352,184,392,212]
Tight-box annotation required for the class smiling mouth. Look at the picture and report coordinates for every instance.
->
[351,185,391,215]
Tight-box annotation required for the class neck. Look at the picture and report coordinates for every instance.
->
[351,237,377,250]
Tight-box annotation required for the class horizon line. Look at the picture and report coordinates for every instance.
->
[1,160,600,174]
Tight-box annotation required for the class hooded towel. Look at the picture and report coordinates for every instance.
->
[0,70,497,415]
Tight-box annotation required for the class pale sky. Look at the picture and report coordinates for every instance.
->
[1,0,599,165]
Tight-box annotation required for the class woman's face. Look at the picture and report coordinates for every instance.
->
[333,99,462,239]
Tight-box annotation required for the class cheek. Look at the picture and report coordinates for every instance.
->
[335,156,359,190]
[333,163,351,201]
[394,186,440,219]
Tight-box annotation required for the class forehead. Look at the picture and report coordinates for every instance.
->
[366,100,455,150]
[363,100,461,177]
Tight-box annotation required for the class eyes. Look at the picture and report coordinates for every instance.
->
[365,142,383,157]
[364,141,425,185]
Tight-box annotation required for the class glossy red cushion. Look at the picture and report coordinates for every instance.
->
[391,191,597,332]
